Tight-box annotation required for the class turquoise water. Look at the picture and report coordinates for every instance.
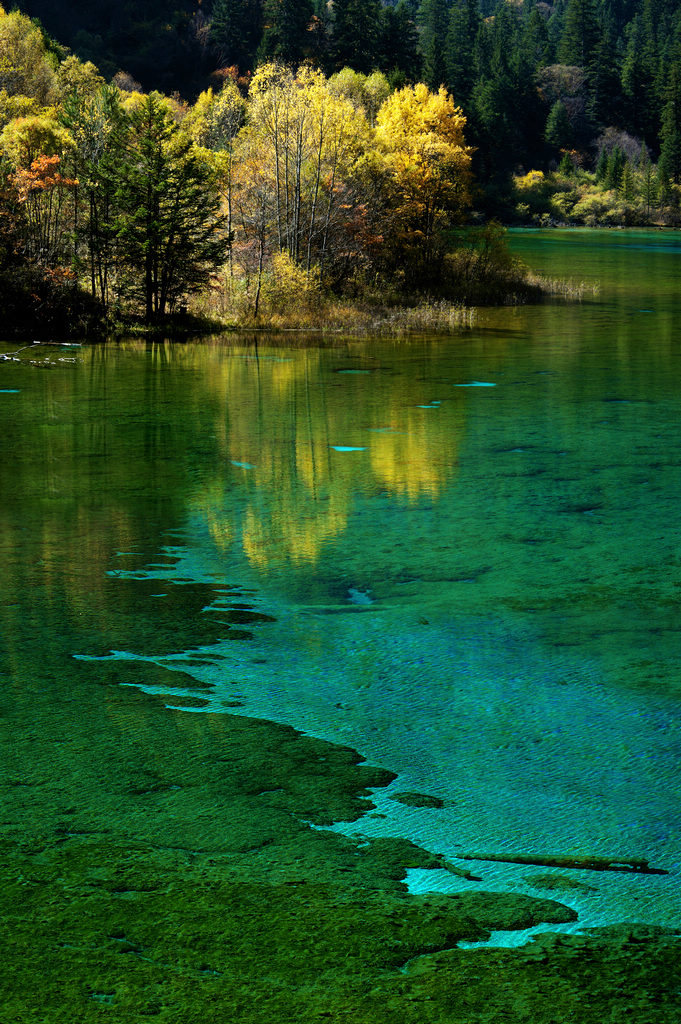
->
[2,229,680,941]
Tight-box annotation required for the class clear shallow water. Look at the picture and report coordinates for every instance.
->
[2,229,680,941]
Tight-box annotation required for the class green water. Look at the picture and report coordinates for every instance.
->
[1,229,681,1019]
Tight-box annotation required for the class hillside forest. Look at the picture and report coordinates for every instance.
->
[1,0,680,334]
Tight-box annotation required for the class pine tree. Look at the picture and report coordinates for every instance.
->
[620,159,636,199]
[114,93,227,320]
[445,0,480,105]
[658,60,681,184]
[559,149,574,174]
[519,3,551,69]
[332,0,384,74]
[418,0,451,89]
[621,11,660,146]
[605,144,625,188]
[381,1,421,81]
[558,0,600,67]
[259,0,315,65]
[595,146,609,181]
[211,0,262,71]
[545,99,573,149]
[587,22,622,130]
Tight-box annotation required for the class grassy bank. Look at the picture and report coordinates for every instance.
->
[1,222,591,341]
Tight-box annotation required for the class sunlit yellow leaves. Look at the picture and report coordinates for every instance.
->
[329,68,390,126]
[375,83,473,235]
[182,82,245,152]
[0,113,74,169]
[55,56,105,103]
[236,62,369,274]
[515,169,545,190]
[0,9,57,108]
[187,345,462,570]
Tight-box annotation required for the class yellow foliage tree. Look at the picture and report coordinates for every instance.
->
[8,154,78,265]
[374,83,473,273]
[0,112,74,168]
[329,67,390,126]
[233,62,369,299]
[0,8,57,108]
[184,83,245,277]
[54,56,105,103]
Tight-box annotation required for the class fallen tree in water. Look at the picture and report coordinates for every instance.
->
[458,853,668,875]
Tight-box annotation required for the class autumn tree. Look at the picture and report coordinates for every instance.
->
[328,68,390,126]
[373,81,472,280]
[59,83,125,306]
[7,153,77,266]
[0,112,73,168]
[233,62,369,295]
[0,6,57,108]
[184,81,245,277]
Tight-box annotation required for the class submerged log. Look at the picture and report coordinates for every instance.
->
[459,853,668,875]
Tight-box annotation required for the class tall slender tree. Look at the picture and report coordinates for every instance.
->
[445,0,480,105]
[258,0,315,65]
[658,60,681,184]
[381,1,421,82]
[114,94,227,319]
[210,0,262,71]
[558,0,601,66]
[332,0,384,74]
[621,11,660,145]
[418,0,451,89]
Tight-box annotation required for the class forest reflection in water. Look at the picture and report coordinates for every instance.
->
[1,230,681,942]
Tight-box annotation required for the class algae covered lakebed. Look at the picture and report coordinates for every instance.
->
[2,230,681,1021]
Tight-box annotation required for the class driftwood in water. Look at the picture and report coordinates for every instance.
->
[459,853,668,875]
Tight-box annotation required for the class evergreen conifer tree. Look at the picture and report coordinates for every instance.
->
[210,0,262,70]
[587,22,623,129]
[621,11,660,145]
[558,149,574,174]
[114,93,227,320]
[595,146,609,181]
[658,61,681,184]
[259,0,314,65]
[445,0,480,104]
[332,0,383,73]
[545,99,573,149]
[605,144,626,188]
[381,1,421,81]
[418,0,451,89]
[558,0,600,67]
[519,4,552,68]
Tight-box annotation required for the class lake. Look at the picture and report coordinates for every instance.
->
[1,229,680,1008]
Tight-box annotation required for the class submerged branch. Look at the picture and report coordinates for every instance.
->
[459,853,668,875]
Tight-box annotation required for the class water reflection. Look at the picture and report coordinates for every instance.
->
[0,336,466,661]
[185,344,465,568]
[2,231,681,936]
